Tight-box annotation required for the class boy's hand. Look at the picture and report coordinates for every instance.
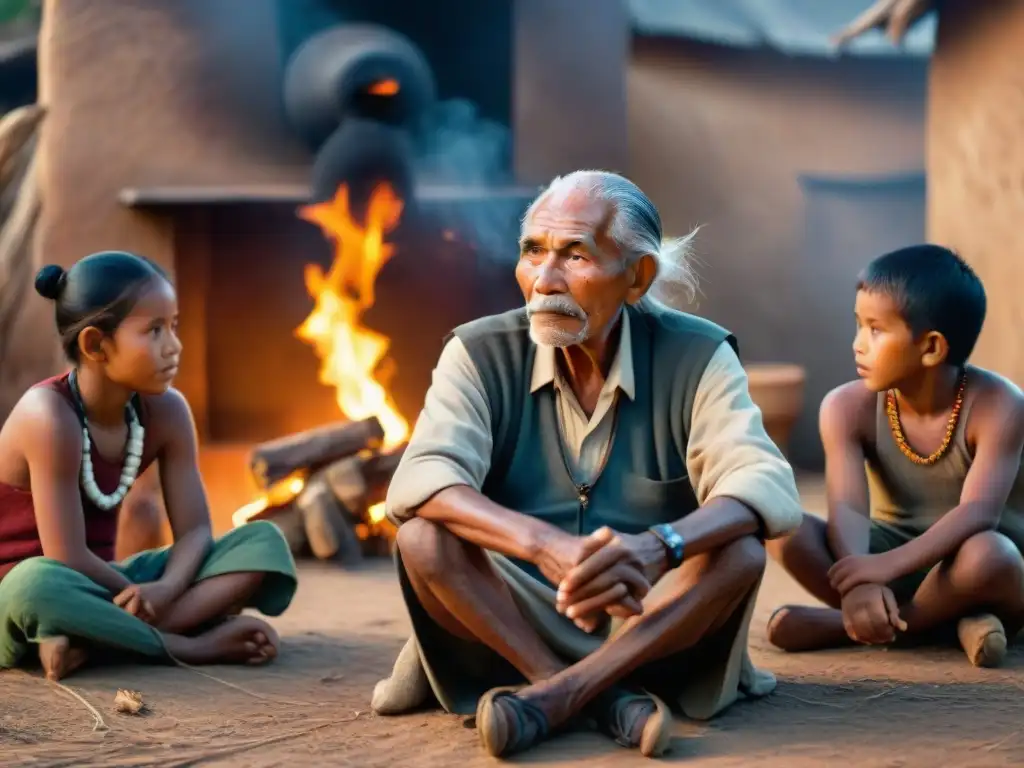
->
[841,583,907,644]
[828,552,901,595]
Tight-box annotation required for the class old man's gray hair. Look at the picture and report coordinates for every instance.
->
[522,170,699,306]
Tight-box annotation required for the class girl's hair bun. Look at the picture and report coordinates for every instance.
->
[34,264,67,300]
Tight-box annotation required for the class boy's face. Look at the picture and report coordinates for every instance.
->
[852,290,922,391]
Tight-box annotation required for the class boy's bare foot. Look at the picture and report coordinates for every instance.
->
[38,636,88,681]
[767,605,852,652]
[170,616,279,666]
[957,613,1007,668]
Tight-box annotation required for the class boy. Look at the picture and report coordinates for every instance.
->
[767,244,1024,667]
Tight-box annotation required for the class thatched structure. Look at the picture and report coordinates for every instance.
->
[0,103,44,420]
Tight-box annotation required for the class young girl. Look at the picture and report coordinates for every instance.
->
[0,251,298,681]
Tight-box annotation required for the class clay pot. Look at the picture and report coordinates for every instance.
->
[745,363,806,457]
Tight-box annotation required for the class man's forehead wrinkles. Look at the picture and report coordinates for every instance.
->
[526,215,594,233]
[520,231,598,250]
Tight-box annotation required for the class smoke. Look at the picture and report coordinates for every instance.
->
[412,99,532,262]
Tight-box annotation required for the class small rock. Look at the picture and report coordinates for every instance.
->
[113,689,146,715]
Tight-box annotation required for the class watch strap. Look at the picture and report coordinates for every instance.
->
[649,523,685,569]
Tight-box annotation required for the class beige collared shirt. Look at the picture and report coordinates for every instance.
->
[386,310,802,538]
[530,309,635,484]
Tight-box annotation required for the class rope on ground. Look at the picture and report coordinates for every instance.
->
[156,634,325,708]
[42,676,108,732]
[151,711,365,767]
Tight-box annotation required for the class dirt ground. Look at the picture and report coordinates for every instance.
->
[3,479,1024,767]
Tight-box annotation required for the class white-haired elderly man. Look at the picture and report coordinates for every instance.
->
[371,170,802,758]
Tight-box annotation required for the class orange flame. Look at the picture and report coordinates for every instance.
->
[231,472,305,528]
[295,184,409,450]
[367,79,400,96]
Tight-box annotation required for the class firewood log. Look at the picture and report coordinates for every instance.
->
[296,474,362,564]
[319,454,368,512]
[249,417,384,490]
[362,444,406,506]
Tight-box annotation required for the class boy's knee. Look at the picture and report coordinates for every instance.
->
[954,531,1024,591]
[766,512,815,564]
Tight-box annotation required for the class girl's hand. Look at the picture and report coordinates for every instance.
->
[113,581,178,625]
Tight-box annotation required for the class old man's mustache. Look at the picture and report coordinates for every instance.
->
[526,295,587,321]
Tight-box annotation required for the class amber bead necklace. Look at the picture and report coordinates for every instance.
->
[885,370,967,465]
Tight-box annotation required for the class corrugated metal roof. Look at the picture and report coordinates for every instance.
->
[629,0,935,58]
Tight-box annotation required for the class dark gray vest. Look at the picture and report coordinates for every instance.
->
[451,302,736,581]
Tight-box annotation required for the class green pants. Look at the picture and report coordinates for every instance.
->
[0,520,298,669]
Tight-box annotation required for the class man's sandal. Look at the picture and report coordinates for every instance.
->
[592,689,673,758]
[476,686,551,757]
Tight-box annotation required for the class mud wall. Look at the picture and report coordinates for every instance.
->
[628,39,927,466]
[927,0,1024,385]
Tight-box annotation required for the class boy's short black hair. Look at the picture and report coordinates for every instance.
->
[857,244,986,367]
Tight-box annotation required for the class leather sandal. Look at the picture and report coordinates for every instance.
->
[593,689,673,758]
[475,686,551,757]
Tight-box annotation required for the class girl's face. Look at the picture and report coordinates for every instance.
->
[102,278,182,394]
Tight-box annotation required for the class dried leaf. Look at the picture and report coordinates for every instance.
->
[113,689,145,715]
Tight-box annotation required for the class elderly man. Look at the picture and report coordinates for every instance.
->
[371,170,802,759]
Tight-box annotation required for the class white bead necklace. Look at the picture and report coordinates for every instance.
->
[68,370,146,511]
[80,412,146,510]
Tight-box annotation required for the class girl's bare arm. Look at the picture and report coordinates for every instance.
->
[20,389,133,594]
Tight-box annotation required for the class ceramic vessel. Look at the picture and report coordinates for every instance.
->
[745,363,806,457]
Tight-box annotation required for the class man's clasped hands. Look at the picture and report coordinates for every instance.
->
[542,527,916,645]
[538,526,671,632]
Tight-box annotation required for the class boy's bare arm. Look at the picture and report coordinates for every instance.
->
[820,383,874,561]
[880,380,1024,579]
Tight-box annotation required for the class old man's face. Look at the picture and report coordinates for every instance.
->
[516,191,635,348]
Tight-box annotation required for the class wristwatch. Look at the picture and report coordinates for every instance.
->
[648,523,686,569]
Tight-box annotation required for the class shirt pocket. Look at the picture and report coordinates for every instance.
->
[615,473,699,532]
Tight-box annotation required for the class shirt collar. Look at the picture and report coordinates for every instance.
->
[529,308,635,400]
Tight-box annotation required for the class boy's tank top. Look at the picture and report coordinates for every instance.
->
[0,374,157,581]
[866,385,1024,551]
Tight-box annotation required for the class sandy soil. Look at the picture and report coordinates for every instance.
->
[2,479,1024,767]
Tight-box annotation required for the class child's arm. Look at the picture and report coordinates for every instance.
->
[149,389,214,597]
[832,380,1024,595]
[820,384,873,560]
[20,390,133,595]
[880,383,1024,578]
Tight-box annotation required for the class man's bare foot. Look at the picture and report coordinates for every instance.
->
[957,613,1007,668]
[37,636,88,682]
[171,616,280,666]
[767,605,853,652]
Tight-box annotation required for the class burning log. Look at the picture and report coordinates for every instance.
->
[249,417,385,490]
[296,474,363,564]
[235,432,407,566]
[321,454,368,511]
[363,445,406,507]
